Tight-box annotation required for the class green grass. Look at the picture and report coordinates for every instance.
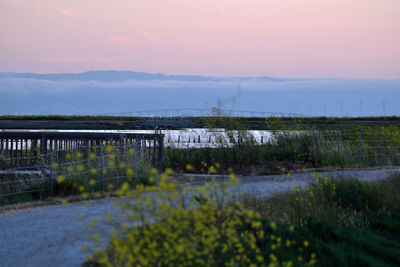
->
[294,211,400,267]
[241,172,400,266]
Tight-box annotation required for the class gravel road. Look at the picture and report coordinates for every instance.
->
[0,168,399,267]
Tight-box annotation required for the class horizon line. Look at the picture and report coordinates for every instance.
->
[1,70,399,81]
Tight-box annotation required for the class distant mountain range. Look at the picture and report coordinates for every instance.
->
[0,70,283,82]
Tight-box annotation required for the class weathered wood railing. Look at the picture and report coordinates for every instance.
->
[0,131,164,170]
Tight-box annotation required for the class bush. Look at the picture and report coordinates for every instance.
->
[86,172,316,266]
[85,171,400,266]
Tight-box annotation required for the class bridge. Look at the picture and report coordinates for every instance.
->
[96,108,307,118]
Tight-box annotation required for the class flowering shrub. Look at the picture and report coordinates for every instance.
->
[86,170,316,266]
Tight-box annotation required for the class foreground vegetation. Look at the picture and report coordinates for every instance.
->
[83,170,400,266]
[246,172,400,266]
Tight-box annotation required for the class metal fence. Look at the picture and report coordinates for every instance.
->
[1,127,399,201]
[311,127,400,167]
[164,127,400,168]
[0,131,163,200]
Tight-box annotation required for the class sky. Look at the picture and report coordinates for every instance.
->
[0,0,399,78]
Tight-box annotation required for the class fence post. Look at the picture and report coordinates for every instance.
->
[99,142,105,192]
[133,140,139,182]
[32,139,37,165]
[152,139,156,166]
[360,128,363,166]
[121,135,127,155]
[137,137,142,157]
[5,139,9,165]
[49,143,54,194]
[312,125,316,162]
[336,129,340,155]
[10,139,14,166]
[379,128,382,166]
[142,139,145,159]
[40,137,47,167]
[158,136,164,171]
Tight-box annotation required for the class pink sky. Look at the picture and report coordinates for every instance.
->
[0,0,399,78]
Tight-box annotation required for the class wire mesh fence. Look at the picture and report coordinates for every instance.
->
[163,126,400,172]
[0,131,163,204]
[314,127,400,167]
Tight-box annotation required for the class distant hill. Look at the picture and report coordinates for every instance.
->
[0,70,283,82]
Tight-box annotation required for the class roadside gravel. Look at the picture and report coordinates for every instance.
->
[0,168,399,267]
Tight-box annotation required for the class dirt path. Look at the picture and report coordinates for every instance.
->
[0,168,399,267]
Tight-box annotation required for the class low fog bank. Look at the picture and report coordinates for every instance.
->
[0,72,399,116]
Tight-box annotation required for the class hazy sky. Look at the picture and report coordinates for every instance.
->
[0,0,399,78]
